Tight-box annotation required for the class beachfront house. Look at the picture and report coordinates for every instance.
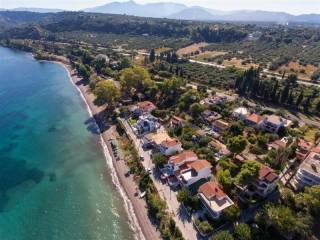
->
[198,181,234,219]
[130,101,157,117]
[159,139,183,156]
[132,114,160,136]
[166,150,198,173]
[176,160,212,187]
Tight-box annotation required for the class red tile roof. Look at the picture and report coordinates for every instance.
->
[188,160,212,172]
[171,116,185,125]
[161,139,180,148]
[259,165,278,183]
[198,181,226,199]
[137,101,156,112]
[169,151,197,165]
[246,113,263,124]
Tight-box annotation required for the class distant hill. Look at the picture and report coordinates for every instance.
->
[167,7,215,21]
[2,0,320,24]
[0,7,64,13]
[84,0,187,18]
[84,0,320,24]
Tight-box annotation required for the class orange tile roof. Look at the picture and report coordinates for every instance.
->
[259,165,278,183]
[137,101,156,112]
[246,113,263,124]
[198,181,226,199]
[169,151,197,165]
[188,160,212,172]
[161,139,180,148]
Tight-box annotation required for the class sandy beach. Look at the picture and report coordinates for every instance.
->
[57,62,161,240]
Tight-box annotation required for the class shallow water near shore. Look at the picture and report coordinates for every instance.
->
[0,47,135,240]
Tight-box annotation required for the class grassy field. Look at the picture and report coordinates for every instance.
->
[176,42,209,57]
[223,58,259,70]
[191,51,227,61]
[276,61,319,81]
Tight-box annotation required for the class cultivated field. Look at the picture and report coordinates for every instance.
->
[276,61,319,81]
[223,58,259,70]
[176,42,209,57]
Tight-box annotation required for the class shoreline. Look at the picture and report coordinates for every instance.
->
[53,61,160,240]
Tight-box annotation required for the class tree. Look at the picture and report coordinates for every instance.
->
[152,153,167,168]
[190,103,204,117]
[228,121,244,137]
[76,63,91,79]
[119,66,154,94]
[235,160,260,186]
[217,169,233,191]
[311,71,320,82]
[177,187,191,203]
[149,49,156,63]
[234,223,252,240]
[255,204,312,240]
[210,231,234,240]
[178,89,201,111]
[221,205,240,222]
[93,80,120,106]
[296,90,304,106]
[227,136,247,155]
[295,185,320,217]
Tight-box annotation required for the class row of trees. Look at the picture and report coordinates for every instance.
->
[235,68,320,114]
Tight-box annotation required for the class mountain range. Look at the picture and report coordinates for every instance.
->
[2,0,320,24]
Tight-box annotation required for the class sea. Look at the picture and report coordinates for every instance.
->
[0,47,135,240]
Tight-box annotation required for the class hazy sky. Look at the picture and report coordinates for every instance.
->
[0,0,319,15]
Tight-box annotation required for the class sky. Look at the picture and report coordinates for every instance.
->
[0,0,319,15]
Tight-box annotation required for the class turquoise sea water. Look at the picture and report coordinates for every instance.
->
[0,47,134,240]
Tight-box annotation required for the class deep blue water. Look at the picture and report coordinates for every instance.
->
[0,47,134,240]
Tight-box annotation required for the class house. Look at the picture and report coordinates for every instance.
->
[198,181,234,219]
[95,54,110,64]
[166,150,198,173]
[130,101,157,117]
[252,165,279,197]
[170,116,186,128]
[132,114,160,136]
[209,139,231,157]
[159,138,183,156]
[202,110,222,124]
[296,139,313,161]
[201,95,229,105]
[268,137,293,151]
[245,113,263,127]
[232,107,249,120]
[177,160,212,187]
[212,120,229,134]
[291,147,320,190]
[260,115,291,133]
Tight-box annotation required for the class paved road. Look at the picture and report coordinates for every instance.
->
[119,118,201,240]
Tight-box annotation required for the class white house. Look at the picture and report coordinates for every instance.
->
[130,101,157,117]
[232,107,248,120]
[253,165,279,197]
[177,160,212,187]
[260,115,291,133]
[159,139,183,156]
[166,150,198,173]
[291,147,320,190]
[132,114,160,135]
[198,181,234,219]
